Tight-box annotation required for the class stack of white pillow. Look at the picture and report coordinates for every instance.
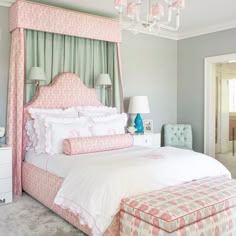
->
[25,106,128,155]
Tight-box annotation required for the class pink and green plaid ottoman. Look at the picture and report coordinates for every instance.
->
[120,176,236,236]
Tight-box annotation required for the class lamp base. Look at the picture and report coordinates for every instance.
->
[134,113,144,134]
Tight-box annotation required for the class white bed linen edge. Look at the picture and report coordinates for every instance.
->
[52,147,230,236]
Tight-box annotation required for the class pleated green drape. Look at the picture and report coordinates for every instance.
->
[25,30,122,111]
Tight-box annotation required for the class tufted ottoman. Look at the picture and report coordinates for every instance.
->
[120,176,236,236]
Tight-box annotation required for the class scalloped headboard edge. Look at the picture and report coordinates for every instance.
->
[23,72,103,154]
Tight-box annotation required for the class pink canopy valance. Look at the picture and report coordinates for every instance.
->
[9,0,121,43]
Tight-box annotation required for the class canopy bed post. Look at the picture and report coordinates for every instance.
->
[7,28,25,196]
[117,42,125,112]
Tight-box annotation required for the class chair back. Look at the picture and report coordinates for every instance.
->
[164,124,192,149]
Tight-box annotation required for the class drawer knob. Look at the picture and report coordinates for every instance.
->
[0,198,5,204]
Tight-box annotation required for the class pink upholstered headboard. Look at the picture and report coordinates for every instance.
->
[23,72,103,154]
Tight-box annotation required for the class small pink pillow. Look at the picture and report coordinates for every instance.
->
[63,134,134,155]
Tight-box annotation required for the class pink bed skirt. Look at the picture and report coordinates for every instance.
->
[22,162,120,236]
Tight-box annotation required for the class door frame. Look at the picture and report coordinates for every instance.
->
[204,53,236,157]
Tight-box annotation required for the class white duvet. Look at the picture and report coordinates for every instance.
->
[54,146,230,236]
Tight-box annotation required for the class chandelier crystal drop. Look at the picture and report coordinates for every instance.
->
[114,0,185,34]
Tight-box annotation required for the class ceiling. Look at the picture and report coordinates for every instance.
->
[2,0,236,40]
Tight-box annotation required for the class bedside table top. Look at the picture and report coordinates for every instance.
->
[132,133,159,136]
[0,144,11,150]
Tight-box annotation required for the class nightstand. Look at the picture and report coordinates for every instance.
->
[133,133,161,147]
[0,144,12,205]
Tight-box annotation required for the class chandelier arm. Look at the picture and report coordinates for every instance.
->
[167,0,173,23]
[159,10,180,31]
[176,8,180,28]
[149,21,158,32]
[147,0,151,22]
[159,24,177,31]
[136,2,141,22]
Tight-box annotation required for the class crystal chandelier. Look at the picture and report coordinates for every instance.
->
[114,0,185,34]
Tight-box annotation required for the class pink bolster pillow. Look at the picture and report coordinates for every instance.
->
[63,134,134,155]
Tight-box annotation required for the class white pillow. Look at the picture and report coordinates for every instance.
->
[44,117,92,154]
[28,107,77,116]
[91,113,127,123]
[76,106,117,117]
[28,108,78,153]
[29,108,62,115]
[90,113,128,136]
[25,120,37,150]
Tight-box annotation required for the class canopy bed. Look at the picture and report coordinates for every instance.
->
[6,1,236,236]
[7,0,122,196]
[20,72,232,236]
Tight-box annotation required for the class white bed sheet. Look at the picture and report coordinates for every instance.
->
[24,145,152,178]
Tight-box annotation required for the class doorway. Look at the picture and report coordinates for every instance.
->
[204,53,236,178]
[215,63,236,178]
[215,63,236,154]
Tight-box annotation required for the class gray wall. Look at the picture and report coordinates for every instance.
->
[0,6,10,143]
[178,28,236,152]
[121,31,177,133]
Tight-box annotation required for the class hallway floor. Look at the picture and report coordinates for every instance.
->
[216,153,236,178]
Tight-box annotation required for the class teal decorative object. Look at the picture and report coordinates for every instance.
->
[128,96,150,134]
[134,113,144,134]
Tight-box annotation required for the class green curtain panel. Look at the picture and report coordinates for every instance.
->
[25,30,122,111]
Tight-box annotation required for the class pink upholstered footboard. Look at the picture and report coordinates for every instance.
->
[22,162,119,236]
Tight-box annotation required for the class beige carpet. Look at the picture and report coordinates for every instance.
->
[0,194,86,236]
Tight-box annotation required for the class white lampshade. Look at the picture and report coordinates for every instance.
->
[96,74,112,86]
[128,96,150,114]
[28,67,46,81]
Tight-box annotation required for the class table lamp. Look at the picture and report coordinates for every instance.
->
[128,96,150,134]
[28,67,46,87]
[96,74,112,106]
[96,74,112,88]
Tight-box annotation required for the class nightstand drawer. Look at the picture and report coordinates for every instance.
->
[0,149,12,164]
[0,178,12,193]
[134,135,152,146]
[133,133,161,147]
[0,164,12,178]
[0,192,12,205]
